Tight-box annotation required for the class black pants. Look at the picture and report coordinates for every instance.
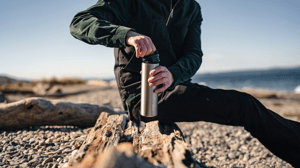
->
[129,83,300,167]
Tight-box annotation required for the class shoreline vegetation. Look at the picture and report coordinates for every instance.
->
[0,75,299,167]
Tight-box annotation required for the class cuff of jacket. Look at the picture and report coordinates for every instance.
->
[115,26,135,48]
[167,65,182,90]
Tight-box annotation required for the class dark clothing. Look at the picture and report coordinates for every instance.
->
[70,0,203,111]
[129,83,300,167]
[70,0,300,167]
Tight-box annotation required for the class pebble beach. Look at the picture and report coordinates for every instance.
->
[1,84,299,168]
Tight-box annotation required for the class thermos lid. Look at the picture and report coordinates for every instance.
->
[142,51,160,63]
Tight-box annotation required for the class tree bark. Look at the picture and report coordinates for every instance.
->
[67,112,204,168]
[0,97,123,130]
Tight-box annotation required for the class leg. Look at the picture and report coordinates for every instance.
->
[154,83,300,167]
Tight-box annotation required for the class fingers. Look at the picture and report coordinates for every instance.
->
[147,66,173,93]
[146,37,156,55]
[136,40,147,58]
[149,66,167,76]
[154,83,171,93]
[148,71,168,83]
[126,31,156,58]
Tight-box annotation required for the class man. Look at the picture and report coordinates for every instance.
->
[70,0,300,167]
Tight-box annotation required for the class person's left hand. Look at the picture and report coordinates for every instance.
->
[145,66,174,93]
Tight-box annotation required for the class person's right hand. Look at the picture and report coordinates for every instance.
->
[126,31,156,58]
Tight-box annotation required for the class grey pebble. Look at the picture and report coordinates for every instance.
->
[228,152,236,159]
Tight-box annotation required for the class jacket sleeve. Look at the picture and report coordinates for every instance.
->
[168,7,203,89]
[70,0,135,49]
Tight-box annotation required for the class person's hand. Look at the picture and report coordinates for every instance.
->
[146,66,174,93]
[126,31,156,58]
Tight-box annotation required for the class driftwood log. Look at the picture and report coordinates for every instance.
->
[0,97,122,130]
[0,98,205,167]
[67,112,205,168]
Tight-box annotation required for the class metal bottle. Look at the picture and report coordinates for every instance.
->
[141,52,160,117]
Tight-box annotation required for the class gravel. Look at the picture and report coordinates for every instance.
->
[0,88,295,168]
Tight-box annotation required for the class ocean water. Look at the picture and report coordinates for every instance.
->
[192,66,300,93]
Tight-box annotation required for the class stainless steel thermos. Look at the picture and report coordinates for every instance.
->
[141,52,160,117]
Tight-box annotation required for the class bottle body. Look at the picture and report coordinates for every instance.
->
[141,62,159,117]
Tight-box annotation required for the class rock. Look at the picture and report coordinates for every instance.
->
[228,152,236,159]
[74,141,82,149]
[6,146,15,152]
[62,149,72,154]
[243,154,250,161]
[218,156,226,161]
[9,161,20,165]
[29,138,36,144]
[19,162,31,168]
[35,164,43,168]
[63,136,70,141]
[229,143,239,151]
[52,163,59,168]
[39,140,45,146]
[45,138,52,144]
[29,159,40,167]
[42,157,53,166]
[249,157,259,165]
[70,150,78,158]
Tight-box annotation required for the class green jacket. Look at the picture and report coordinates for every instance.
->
[70,0,203,110]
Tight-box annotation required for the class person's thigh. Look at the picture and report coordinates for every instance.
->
[157,83,247,125]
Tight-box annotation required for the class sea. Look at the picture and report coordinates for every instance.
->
[191,66,300,93]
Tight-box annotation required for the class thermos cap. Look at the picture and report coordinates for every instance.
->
[142,51,160,63]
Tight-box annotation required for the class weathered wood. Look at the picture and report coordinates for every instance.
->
[67,112,203,168]
[0,97,124,130]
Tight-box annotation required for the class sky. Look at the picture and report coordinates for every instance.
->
[0,0,299,80]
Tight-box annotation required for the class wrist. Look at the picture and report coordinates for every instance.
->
[126,31,135,46]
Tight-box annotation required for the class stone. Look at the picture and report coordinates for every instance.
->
[39,140,45,146]
[29,138,36,144]
[218,156,226,161]
[249,157,259,165]
[6,146,15,152]
[63,136,70,141]
[230,143,239,151]
[45,138,52,144]
[243,154,250,161]
[228,152,236,159]
[70,133,79,140]
[52,163,59,168]
[29,159,40,167]
[9,161,20,165]
[19,162,31,168]
[42,157,53,166]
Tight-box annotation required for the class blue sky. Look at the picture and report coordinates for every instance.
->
[0,0,299,80]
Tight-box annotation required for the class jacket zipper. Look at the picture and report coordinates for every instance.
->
[166,0,180,26]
